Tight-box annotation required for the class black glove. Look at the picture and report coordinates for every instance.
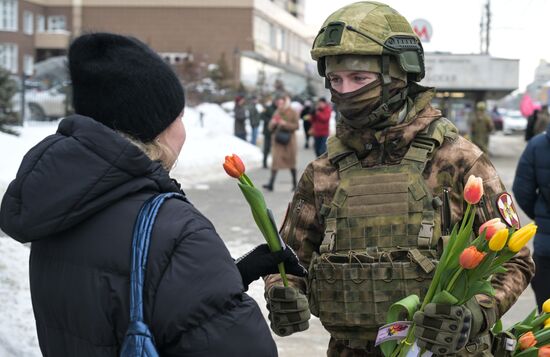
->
[235,244,307,290]
[413,303,473,355]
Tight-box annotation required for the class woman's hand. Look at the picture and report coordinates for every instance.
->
[235,244,307,291]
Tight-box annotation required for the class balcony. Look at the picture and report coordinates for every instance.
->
[34,31,71,50]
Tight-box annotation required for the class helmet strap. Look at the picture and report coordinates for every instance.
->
[381,55,392,103]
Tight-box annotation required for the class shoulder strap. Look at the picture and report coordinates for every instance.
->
[402,117,458,172]
[129,192,184,323]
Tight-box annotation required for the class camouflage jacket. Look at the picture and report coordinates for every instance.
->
[265,89,535,320]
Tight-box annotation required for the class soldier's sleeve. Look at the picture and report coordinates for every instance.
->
[465,154,535,318]
[264,163,324,293]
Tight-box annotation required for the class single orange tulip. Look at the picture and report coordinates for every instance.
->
[539,346,550,357]
[464,175,484,205]
[459,246,486,269]
[519,331,537,350]
[479,218,507,240]
[223,154,245,178]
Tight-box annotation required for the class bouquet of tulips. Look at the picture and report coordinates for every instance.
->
[490,298,550,356]
[380,175,538,357]
[222,154,288,286]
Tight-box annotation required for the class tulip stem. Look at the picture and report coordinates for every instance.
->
[446,267,464,292]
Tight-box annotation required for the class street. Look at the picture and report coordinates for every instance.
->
[181,131,536,356]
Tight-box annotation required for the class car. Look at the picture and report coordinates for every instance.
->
[24,83,71,121]
[502,110,527,134]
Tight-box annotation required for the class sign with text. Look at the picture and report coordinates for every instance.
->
[411,18,433,43]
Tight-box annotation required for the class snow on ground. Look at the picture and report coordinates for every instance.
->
[0,103,263,356]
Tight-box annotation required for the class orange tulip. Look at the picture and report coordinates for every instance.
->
[519,331,537,350]
[223,154,245,178]
[459,246,486,269]
[479,218,507,240]
[464,175,484,205]
[539,346,550,357]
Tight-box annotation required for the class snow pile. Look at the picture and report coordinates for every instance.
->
[0,103,263,192]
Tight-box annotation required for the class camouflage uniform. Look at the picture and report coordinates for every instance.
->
[265,87,535,356]
[469,110,494,154]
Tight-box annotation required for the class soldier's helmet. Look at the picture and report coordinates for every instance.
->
[311,1,424,84]
[476,101,487,110]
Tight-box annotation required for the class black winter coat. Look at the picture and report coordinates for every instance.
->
[0,115,277,356]
[513,125,550,257]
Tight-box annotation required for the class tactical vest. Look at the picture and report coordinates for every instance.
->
[307,118,458,345]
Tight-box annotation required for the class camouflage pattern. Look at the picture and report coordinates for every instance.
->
[265,87,535,356]
[469,111,494,154]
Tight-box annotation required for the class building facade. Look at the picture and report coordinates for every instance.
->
[0,0,317,94]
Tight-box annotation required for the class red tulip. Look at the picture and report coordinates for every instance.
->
[223,154,245,178]
[519,331,537,350]
[540,345,550,357]
[478,218,507,240]
[459,246,486,269]
[464,175,484,205]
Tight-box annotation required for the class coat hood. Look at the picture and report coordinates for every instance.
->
[0,115,182,243]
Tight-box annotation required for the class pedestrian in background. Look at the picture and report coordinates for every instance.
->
[234,95,247,140]
[0,32,307,357]
[261,95,276,168]
[263,93,299,191]
[300,99,314,149]
[469,101,494,154]
[248,96,261,146]
[311,97,332,157]
[526,109,540,141]
[513,124,550,311]
[534,105,550,136]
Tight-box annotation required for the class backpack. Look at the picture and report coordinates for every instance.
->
[120,192,184,357]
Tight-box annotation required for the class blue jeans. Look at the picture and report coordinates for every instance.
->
[314,136,327,157]
[251,127,259,146]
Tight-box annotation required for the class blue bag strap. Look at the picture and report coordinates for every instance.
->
[129,192,184,323]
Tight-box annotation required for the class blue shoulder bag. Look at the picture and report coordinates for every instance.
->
[120,192,183,357]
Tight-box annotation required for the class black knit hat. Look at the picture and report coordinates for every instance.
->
[68,32,185,142]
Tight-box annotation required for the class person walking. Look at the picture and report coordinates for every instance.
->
[263,3,534,356]
[513,123,550,312]
[234,95,247,140]
[0,32,306,357]
[469,101,494,155]
[248,96,261,145]
[300,99,315,149]
[310,97,332,157]
[261,96,276,168]
[262,93,299,192]
[526,109,540,141]
[534,105,550,136]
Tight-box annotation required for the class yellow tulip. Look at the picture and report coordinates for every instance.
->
[544,299,550,314]
[508,223,537,253]
[545,317,550,329]
[488,228,509,251]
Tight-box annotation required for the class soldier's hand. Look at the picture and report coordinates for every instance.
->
[265,285,310,337]
[413,303,472,355]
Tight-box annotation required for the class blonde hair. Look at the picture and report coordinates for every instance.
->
[118,132,177,171]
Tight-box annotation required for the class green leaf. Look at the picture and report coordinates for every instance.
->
[380,295,420,357]
[514,347,539,357]
[513,324,536,338]
[492,319,503,334]
[464,280,495,304]
[534,325,550,345]
[432,290,459,304]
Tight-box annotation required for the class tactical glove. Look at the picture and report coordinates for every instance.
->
[413,302,473,355]
[265,285,310,337]
[236,244,307,291]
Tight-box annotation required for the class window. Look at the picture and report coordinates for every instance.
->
[23,11,33,35]
[23,54,33,76]
[48,15,66,31]
[253,16,270,45]
[36,14,45,32]
[0,0,18,32]
[0,43,18,73]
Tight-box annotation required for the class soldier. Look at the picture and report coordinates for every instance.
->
[264,2,534,356]
[469,101,494,154]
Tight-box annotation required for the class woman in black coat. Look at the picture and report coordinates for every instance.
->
[0,33,304,357]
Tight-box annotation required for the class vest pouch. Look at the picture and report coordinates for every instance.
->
[307,251,321,317]
[308,252,437,341]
